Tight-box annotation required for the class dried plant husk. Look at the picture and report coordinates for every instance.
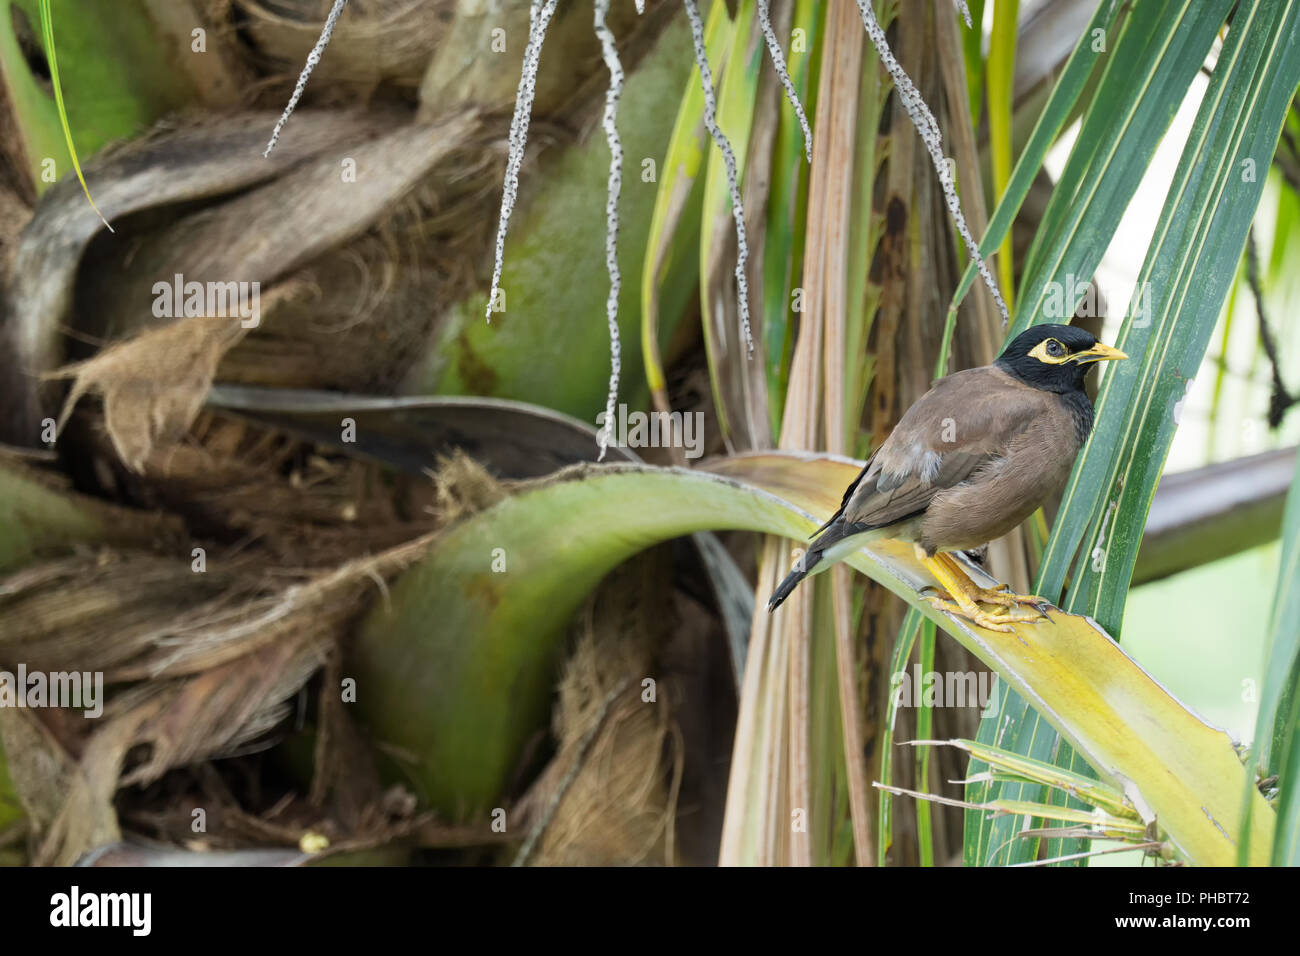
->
[3,107,407,439]
[0,445,513,865]
[232,0,454,90]
[45,316,251,473]
[513,554,682,867]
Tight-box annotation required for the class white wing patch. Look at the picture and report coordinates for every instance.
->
[879,444,942,491]
[918,450,942,486]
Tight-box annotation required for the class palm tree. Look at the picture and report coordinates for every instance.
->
[0,0,1296,867]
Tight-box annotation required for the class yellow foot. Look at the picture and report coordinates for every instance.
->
[923,596,1045,633]
[919,551,1051,633]
[969,583,1054,611]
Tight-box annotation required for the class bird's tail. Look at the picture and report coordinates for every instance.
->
[767,520,866,611]
[767,551,820,611]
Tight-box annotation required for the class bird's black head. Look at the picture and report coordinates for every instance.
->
[994,323,1127,393]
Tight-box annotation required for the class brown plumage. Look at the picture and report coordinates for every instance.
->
[767,324,1126,631]
[839,366,1082,553]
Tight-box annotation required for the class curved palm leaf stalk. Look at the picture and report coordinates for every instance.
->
[205,384,757,691]
[969,0,1300,866]
[349,453,1274,864]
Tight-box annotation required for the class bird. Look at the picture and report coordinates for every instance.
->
[766,323,1126,632]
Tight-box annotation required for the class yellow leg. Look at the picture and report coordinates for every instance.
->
[919,551,1047,633]
[934,552,1052,610]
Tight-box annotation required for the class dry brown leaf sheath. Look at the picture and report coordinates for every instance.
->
[43,316,251,472]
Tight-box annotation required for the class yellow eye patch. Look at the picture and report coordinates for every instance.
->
[1028,338,1071,364]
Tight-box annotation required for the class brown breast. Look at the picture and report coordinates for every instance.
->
[917,390,1083,553]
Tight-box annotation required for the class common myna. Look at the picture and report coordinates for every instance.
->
[767,323,1127,632]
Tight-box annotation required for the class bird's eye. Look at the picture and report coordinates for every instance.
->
[1045,339,1065,357]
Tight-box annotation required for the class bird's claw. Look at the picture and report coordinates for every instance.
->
[988,604,1048,623]
[924,595,1021,633]
[971,585,1055,611]
[923,590,1049,632]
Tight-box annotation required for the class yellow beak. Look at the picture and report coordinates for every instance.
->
[1071,342,1128,364]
